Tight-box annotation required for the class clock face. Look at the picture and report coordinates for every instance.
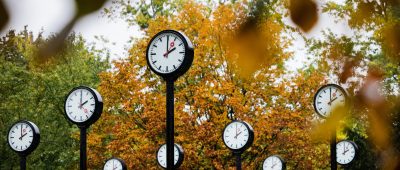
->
[157,144,181,168]
[147,32,186,74]
[223,121,251,150]
[8,122,34,152]
[336,141,357,165]
[314,84,347,118]
[65,88,96,123]
[263,156,284,170]
[103,158,124,170]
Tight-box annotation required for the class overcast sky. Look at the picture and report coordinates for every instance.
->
[1,0,350,71]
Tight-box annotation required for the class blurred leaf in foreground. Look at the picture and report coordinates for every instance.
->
[289,0,318,32]
[0,0,9,30]
[36,0,107,64]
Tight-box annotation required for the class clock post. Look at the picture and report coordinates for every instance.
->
[313,84,349,170]
[64,86,103,170]
[166,78,175,169]
[222,108,254,170]
[7,120,40,170]
[79,126,87,170]
[146,30,194,169]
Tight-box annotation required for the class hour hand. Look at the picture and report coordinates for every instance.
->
[163,47,176,57]
[81,100,88,106]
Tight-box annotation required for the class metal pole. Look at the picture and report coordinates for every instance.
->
[235,153,242,170]
[166,79,175,170]
[20,155,26,170]
[80,127,87,170]
[330,129,337,170]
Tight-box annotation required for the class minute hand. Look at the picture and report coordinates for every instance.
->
[163,47,176,57]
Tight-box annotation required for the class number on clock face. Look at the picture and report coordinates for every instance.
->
[65,88,96,122]
[263,156,283,170]
[336,141,356,165]
[8,122,34,151]
[223,121,250,150]
[314,85,347,118]
[157,144,180,168]
[103,159,123,170]
[147,33,186,74]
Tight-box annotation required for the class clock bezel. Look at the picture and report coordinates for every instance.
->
[262,155,286,170]
[156,143,184,169]
[7,120,40,156]
[222,120,254,153]
[64,86,103,127]
[313,84,349,119]
[146,30,194,80]
[336,140,358,166]
[103,157,127,170]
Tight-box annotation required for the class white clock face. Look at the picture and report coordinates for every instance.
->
[65,88,96,123]
[314,85,346,118]
[103,159,123,170]
[8,122,34,151]
[157,144,180,168]
[147,32,186,74]
[336,141,356,165]
[263,156,283,170]
[223,121,250,150]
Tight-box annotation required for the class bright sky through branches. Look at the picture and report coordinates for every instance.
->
[1,0,350,71]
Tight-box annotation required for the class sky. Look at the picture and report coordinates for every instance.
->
[0,0,350,71]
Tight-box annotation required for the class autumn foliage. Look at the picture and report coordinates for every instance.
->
[86,1,332,169]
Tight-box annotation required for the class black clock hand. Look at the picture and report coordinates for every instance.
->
[163,47,176,57]
[80,90,83,108]
[20,133,27,140]
[81,100,88,106]
[166,35,169,58]
[19,125,23,140]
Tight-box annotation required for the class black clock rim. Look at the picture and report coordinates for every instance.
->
[156,143,184,169]
[64,86,103,128]
[103,157,127,170]
[7,120,40,156]
[313,84,349,119]
[336,140,359,166]
[222,120,255,153]
[263,155,286,170]
[146,29,194,81]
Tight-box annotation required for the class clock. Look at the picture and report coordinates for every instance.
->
[103,157,127,170]
[64,86,103,127]
[336,140,358,165]
[7,120,40,156]
[156,143,184,169]
[222,120,254,153]
[262,155,286,170]
[313,84,348,118]
[146,30,194,80]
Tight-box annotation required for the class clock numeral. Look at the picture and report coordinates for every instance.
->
[158,66,162,70]
[90,97,94,99]
[159,38,162,42]
[11,142,14,144]
[173,65,176,69]
[179,51,184,54]
[68,105,72,107]
[10,137,14,138]
[178,59,182,62]
[90,104,95,106]
[152,61,157,64]
[151,53,156,55]
[166,66,168,72]
[179,43,183,46]
[29,141,32,143]
[174,37,177,41]
[153,44,157,48]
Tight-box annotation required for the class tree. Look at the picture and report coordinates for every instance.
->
[0,29,110,169]
[90,1,332,169]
